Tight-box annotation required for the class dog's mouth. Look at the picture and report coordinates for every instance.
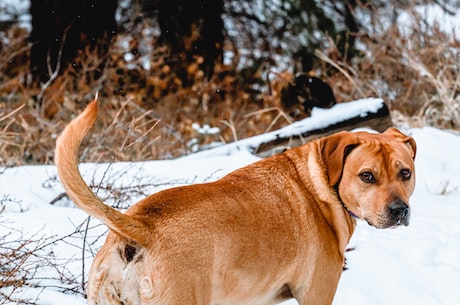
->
[342,202,411,229]
[389,216,410,228]
[365,211,410,229]
[387,220,410,229]
[361,199,411,229]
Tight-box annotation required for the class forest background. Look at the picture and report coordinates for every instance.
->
[0,0,459,166]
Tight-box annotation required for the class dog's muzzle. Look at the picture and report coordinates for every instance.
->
[389,200,410,226]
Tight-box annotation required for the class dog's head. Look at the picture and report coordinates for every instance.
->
[320,127,416,229]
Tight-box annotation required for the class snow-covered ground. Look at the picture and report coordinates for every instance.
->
[1,98,459,305]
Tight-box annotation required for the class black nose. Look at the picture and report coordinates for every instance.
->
[389,200,410,225]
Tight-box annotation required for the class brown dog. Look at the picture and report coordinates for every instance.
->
[55,101,416,305]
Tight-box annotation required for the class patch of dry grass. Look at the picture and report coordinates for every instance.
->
[0,34,295,166]
[344,5,460,129]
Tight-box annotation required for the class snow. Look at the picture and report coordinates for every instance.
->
[397,3,460,40]
[1,98,460,305]
[0,0,29,27]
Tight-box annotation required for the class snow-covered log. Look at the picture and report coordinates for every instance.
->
[188,98,391,159]
[255,98,391,157]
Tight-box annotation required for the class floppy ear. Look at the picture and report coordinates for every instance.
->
[319,131,361,187]
[384,127,417,159]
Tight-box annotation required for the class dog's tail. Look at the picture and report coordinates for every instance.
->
[55,101,149,245]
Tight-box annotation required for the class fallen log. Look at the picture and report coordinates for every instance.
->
[189,98,392,160]
[254,98,392,157]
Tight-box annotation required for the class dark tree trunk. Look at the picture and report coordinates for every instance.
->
[157,0,224,81]
[30,0,118,83]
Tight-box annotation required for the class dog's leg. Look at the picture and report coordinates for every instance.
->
[294,259,342,305]
[296,278,340,305]
[154,276,212,305]
[143,258,213,305]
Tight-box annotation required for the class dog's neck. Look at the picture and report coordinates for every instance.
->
[285,147,356,254]
[333,183,358,219]
[344,206,359,219]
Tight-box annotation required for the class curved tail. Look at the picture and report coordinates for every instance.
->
[55,101,149,245]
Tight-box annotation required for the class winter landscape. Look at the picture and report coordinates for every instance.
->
[1,98,460,305]
[1,0,460,304]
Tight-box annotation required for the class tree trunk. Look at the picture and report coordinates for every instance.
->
[157,0,224,81]
[30,0,118,84]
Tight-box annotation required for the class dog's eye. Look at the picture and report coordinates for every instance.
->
[400,169,412,181]
[359,171,375,183]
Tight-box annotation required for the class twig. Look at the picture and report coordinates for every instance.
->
[220,119,238,143]
[0,104,25,123]
[314,49,365,98]
[36,21,74,107]
[81,216,91,294]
